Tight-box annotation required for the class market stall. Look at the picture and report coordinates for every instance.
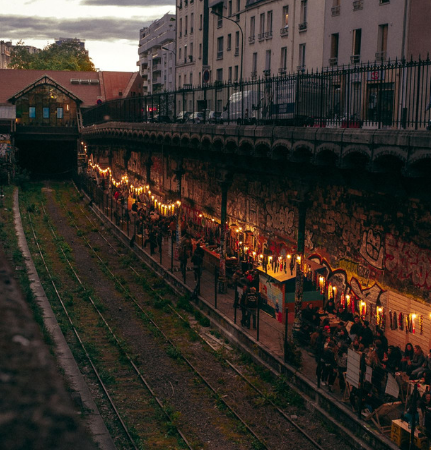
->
[257,256,325,323]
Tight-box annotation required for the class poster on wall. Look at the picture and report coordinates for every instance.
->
[259,275,283,314]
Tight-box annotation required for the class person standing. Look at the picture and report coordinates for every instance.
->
[245,287,258,329]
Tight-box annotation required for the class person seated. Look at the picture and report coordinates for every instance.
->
[384,345,402,374]
[401,343,415,371]
[302,303,316,324]
[407,345,426,378]
[324,300,336,315]
[349,316,363,341]
[410,348,431,382]
[336,306,354,322]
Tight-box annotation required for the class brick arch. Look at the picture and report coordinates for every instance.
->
[373,146,407,163]
[201,135,212,149]
[149,132,157,142]
[172,133,181,145]
[237,138,254,156]
[156,132,164,143]
[225,137,238,152]
[253,139,271,158]
[190,133,201,148]
[290,140,314,163]
[164,133,172,144]
[213,137,224,151]
[181,133,191,146]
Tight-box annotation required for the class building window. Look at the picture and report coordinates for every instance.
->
[252,52,257,76]
[265,49,271,75]
[351,28,362,63]
[228,66,232,82]
[228,0,232,16]
[190,13,194,34]
[199,43,202,59]
[282,6,289,27]
[199,14,202,30]
[298,43,306,69]
[190,72,193,85]
[234,65,239,81]
[184,44,188,63]
[216,7,223,28]
[300,0,307,29]
[235,31,240,55]
[185,15,188,35]
[179,47,182,60]
[330,33,339,65]
[250,16,255,42]
[227,34,232,51]
[190,42,193,61]
[377,24,388,61]
[216,68,223,81]
[217,36,223,59]
[259,13,265,40]
[266,10,273,38]
[179,18,182,37]
[280,47,287,72]
[179,74,181,87]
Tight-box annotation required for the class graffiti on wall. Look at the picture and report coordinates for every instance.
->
[385,234,431,289]
[359,229,385,269]
[265,201,295,236]
[339,258,371,280]
[325,210,362,248]
[309,254,387,309]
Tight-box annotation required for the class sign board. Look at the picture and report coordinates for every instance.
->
[385,373,400,399]
[346,349,361,388]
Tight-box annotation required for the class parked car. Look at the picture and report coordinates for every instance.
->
[152,115,172,123]
[207,111,222,124]
[176,111,192,123]
[187,112,205,124]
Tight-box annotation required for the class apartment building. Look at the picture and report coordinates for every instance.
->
[138,13,176,95]
[176,0,210,90]
[207,0,325,84]
[323,0,406,67]
[0,41,40,69]
[0,41,12,69]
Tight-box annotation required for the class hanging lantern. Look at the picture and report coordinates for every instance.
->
[319,276,325,294]
[346,293,351,309]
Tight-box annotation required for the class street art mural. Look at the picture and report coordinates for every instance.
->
[385,233,431,289]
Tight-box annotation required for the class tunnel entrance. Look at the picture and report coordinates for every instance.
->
[16,139,77,179]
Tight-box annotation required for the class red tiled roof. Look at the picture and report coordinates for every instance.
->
[0,69,139,107]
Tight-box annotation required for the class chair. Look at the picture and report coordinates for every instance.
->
[362,401,402,433]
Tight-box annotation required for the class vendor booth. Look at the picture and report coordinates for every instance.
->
[257,256,326,323]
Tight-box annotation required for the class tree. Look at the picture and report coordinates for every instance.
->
[9,40,96,71]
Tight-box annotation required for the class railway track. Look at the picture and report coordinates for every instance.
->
[20,182,354,450]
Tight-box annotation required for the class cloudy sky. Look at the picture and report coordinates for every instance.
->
[0,0,175,72]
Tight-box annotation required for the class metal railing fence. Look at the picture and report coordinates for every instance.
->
[83,58,431,130]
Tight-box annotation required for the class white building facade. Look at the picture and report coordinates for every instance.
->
[138,13,176,95]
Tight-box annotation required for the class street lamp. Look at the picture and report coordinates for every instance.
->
[161,46,176,56]
[210,10,243,87]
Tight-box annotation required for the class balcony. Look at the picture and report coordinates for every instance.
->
[258,33,265,41]
[329,57,338,66]
[263,69,271,77]
[331,5,340,16]
[265,31,273,40]
[249,35,255,44]
[350,55,360,64]
[280,26,289,37]
[353,0,363,10]
[278,67,286,75]
[298,22,307,31]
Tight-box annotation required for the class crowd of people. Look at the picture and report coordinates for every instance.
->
[300,301,431,435]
